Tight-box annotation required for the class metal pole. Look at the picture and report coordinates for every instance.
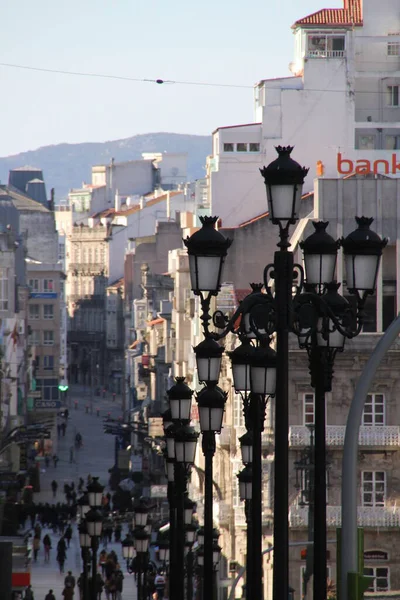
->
[244,500,252,600]
[251,394,263,600]
[175,463,186,600]
[137,563,142,600]
[341,314,400,600]
[187,549,194,600]
[203,431,216,600]
[168,481,177,600]
[312,350,327,600]
[272,247,292,600]
[82,548,90,600]
[91,536,98,600]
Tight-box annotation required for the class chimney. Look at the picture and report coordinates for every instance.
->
[166,191,171,219]
[115,189,121,212]
[48,187,55,212]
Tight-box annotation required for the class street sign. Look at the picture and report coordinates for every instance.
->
[34,400,61,410]
[150,485,168,498]
[29,391,42,398]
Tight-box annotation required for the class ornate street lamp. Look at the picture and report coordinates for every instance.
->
[249,344,277,396]
[260,145,308,229]
[158,539,170,564]
[300,221,339,292]
[79,521,91,600]
[174,425,199,466]
[121,534,135,569]
[167,377,193,423]
[77,493,90,520]
[194,337,224,385]
[229,341,255,393]
[85,508,103,600]
[133,504,149,528]
[133,529,151,600]
[239,430,253,465]
[342,216,387,301]
[87,477,104,509]
[197,385,227,433]
[238,465,253,501]
[184,215,232,296]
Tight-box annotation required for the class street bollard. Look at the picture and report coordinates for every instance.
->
[74,401,78,410]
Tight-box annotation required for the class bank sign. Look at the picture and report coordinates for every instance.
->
[337,152,400,176]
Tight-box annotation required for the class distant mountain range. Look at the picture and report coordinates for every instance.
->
[0,132,212,200]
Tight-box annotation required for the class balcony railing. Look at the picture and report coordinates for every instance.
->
[289,505,400,528]
[236,426,274,449]
[289,425,400,448]
[307,50,345,58]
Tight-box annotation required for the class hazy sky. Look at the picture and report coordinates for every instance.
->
[1,0,342,156]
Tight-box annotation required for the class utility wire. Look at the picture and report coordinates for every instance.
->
[0,62,253,89]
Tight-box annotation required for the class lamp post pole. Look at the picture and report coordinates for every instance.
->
[174,462,186,600]
[244,500,252,600]
[202,430,216,600]
[249,393,264,599]
[167,480,177,600]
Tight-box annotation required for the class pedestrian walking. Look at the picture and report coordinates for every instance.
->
[33,535,40,562]
[95,573,104,600]
[51,480,58,498]
[43,533,52,562]
[45,455,50,468]
[45,590,56,600]
[62,587,73,600]
[69,446,75,464]
[61,422,66,437]
[24,584,34,600]
[99,549,107,576]
[65,524,72,548]
[154,570,166,600]
[53,455,59,468]
[64,571,76,590]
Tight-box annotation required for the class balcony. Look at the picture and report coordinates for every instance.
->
[234,506,246,527]
[307,50,345,58]
[289,425,400,448]
[289,505,400,528]
[236,426,274,451]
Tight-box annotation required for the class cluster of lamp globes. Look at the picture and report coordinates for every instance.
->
[162,379,222,568]
[76,477,151,563]
[182,145,387,500]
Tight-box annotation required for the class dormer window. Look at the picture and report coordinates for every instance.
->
[307,34,345,58]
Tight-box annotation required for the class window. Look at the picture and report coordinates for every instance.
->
[43,330,54,346]
[363,393,385,426]
[43,305,54,320]
[362,471,386,507]
[43,279,54,292]
[28,330,40,346]
[358,135,376,150]
[385,134,400,149]
[364,567,389,592]
[29,279,39,292]
[43,356,54,371]
[307,34,345,57]
[223,143,234,152]
[249,143,260,152]
[29,304,40,320]
[236,143,248,152]
[0,269,8,311]
[388,33,400,56]
[303,393,315,425]
[60,281,65,297]
[387,85,400,107]
[58,243,65,260]
[233,393,245,428]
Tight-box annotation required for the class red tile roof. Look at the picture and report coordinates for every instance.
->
[293,0,362,27]
[147,317,164,326]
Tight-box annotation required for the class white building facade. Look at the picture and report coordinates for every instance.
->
[210,0,400,227]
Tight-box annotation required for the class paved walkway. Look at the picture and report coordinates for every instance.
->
[29,385,138,600]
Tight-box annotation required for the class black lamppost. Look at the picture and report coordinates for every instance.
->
[185,147,386,600]
[185,523,197,600]
[86,477,104,600]
[79,521,91,600]
[132,527,151,600]
[121,533,135,570]
[173,423,199,600]
[165,377,198,600]
[196,384,227,598]
[238,431,253,599]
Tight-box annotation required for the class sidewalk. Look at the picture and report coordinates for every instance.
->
[30,384,138,599]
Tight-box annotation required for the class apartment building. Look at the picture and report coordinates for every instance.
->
[208,0,400,228]
[27,262,63,406]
